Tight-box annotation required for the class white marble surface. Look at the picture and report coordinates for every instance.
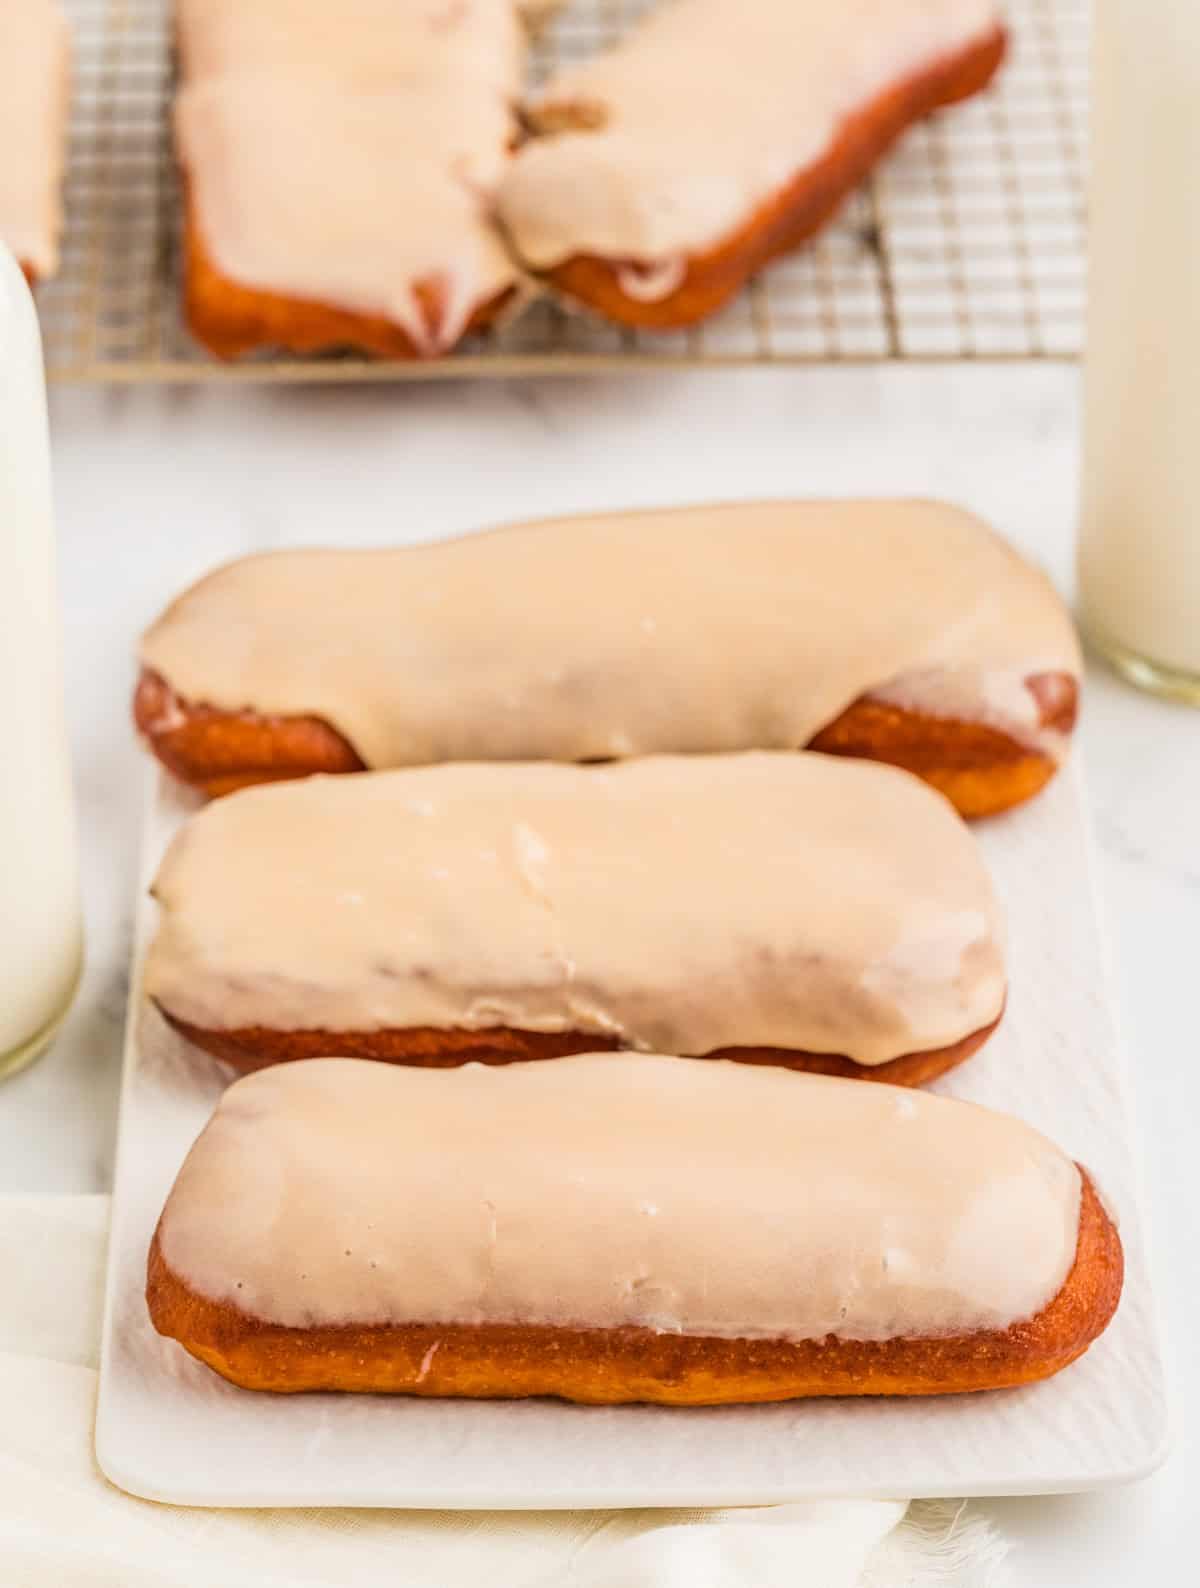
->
[2,364,1195,1578]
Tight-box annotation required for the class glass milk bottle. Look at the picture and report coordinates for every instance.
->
[1078,0,1200,701]
[0,244,82,1077]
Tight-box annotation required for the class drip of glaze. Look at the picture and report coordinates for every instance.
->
[616,256,687,302]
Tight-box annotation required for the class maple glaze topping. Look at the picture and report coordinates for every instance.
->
[145,752,1005,1064]
[159,1055,1082,1341]
[500,0,1001,274]
[141,500,1080,769]
[175,0,522,352]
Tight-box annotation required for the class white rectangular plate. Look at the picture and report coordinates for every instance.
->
[96,764,1168,1509]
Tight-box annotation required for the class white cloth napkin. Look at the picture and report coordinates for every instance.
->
[0,1196,1007,1587]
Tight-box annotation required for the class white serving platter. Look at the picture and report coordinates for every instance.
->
[96,764,1168,1509]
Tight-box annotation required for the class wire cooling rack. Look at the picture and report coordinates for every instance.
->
[39,0,1088,382]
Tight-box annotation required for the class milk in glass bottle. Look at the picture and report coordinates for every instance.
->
[1079,0,1200,700]
[0,245,82,1077]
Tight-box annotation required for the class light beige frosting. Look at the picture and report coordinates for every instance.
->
[176,0,525,92]
[175,0,522,353]
[145,753,1005,1064]
[499,0,1000,276]
[0,0,71,280]
[158,1055,1082,1340]
[140,500,1081,769]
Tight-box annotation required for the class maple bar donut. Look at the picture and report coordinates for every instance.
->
[2,0,71,284]
[175,0,524,359]
[135,500,1081,816]
[497,0,1007,329]
[143,752,1005,1081]
[147,1055,1124,1402]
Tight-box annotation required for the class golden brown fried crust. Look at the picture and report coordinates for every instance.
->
[183,202,517,361]
[134,668,365,797]
[133,665,1077,816]
[808,671,1079,819]
[157,1005,1000,1086]
[146,1169,1122,1402]
[531,28,1007,329]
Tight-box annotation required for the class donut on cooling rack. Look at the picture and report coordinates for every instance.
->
[497,0,1007,329]
[2,0,71,284]
[174,0,525,359]
[133,499,1080,817]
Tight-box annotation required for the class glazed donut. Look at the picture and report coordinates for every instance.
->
[498,0,1006,329]
[136,500,1080,817]
[174,0,524,359]
[143,753,1006,1081]
[147,1055,1124,1402]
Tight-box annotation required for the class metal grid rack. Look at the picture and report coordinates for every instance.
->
[39,0,1089,382]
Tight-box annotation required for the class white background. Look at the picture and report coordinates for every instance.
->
[3,363,1194,1577]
